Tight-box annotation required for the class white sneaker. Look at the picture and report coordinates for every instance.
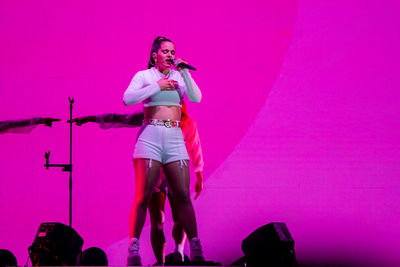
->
[190,237,204,262]
[127,239,142,266]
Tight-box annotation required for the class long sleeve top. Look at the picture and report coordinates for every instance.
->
[95,112,144,129]
[0,118,41,134]
[123,68,202,107]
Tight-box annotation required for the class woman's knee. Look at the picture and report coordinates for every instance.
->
[133,191,153,209]
[173,189,191,205]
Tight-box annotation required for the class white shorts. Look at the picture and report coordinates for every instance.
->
[133,124,189,164]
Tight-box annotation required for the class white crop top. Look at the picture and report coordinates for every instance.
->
[123,67,202,107]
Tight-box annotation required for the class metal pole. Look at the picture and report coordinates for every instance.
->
[43,97,75,227]
[68,97,74,227]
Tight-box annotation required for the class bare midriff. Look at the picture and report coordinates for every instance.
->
[144,105,181,121]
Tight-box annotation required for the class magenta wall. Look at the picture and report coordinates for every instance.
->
[1,1,399,266]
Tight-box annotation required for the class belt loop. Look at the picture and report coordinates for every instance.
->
[149,159,152,168]
[179,160,187,169]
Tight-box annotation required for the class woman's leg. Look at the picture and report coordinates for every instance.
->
[128,158,162,265]
[148,191,167,265]
[129,158,162,239]
[168,191,187,261]
[163,160,198,239]
[163,160,204,261]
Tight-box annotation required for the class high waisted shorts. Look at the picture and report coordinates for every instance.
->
[133,124,189,164]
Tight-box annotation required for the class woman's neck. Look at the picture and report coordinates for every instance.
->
[156,65,171,75]
[155,65,171,75]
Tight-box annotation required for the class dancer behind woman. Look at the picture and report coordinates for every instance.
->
[69,101,204,265]
[123,36,204,265]
[0,117,60,134]
[68,112,144,128]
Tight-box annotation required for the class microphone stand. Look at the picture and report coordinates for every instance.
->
[44,97,74,227]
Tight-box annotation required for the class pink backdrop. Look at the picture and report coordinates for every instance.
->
[1,1,399,266]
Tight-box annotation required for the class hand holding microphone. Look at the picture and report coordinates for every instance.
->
[169,58,197,71]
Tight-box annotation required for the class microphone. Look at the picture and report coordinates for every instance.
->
[171,59,197,71]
